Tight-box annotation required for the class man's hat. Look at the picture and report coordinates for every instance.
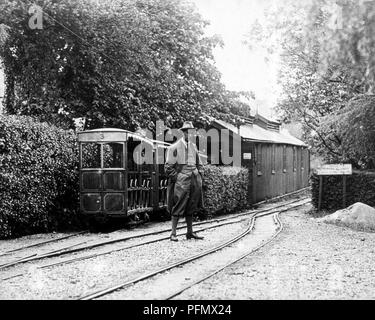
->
[179,121,195,131]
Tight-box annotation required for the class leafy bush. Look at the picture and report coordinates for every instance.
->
[0,115,80,239]
[311,171,375,212]
[0,117,249,237]
[201,165,249,218]
[319,95,375,169]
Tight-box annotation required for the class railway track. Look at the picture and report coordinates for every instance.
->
[0,231,89,258]
[1,216,255,281]
[77,199,310,300]
[165,207,285,299]
[37,197,309,270]
[0,196,308,272]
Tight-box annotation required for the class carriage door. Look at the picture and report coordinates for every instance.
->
[80,142,126,215]
[102,142,126,214]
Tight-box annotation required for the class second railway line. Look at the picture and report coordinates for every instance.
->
[78,199,309,300]
[0,195,311,299]
[0,194,308,272]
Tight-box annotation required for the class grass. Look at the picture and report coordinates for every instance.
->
[306,208,333,218]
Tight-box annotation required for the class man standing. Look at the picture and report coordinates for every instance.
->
[165,121,204,241]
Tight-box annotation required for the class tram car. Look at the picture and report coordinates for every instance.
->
[77,128,170,226]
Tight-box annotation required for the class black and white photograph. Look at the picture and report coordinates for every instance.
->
[1,0,375,307]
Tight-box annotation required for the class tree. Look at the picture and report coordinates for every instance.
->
[246,0,375,168]
[320,95,375,169]
[0,0,250,131]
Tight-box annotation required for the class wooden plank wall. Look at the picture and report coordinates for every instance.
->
[248,142,310,204]
[240,140,254,204]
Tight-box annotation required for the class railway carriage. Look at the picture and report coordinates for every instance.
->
[78,128,170,225]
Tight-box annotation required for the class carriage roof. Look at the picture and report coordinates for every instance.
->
[77,128,170,148]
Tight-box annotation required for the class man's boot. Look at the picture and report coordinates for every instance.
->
[170,216,179,241]
[185,215,204,240]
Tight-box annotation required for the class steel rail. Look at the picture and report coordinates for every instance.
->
[0,241,86,269]
[165,208,286,299]
[37,197,308,269]
[77,200,309,300]
[253,186,311,206]
[0,231,88,257]
[0,197,308,271]
[1,199,308,282]
[37,217,250,270]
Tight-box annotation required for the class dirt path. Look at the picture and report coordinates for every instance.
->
[176,204,375,300]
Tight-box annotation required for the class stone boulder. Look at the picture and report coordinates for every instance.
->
[319,202,375,232]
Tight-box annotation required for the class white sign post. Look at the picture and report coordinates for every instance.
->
[316,164,352,176]
[243,153,252,160]
[316,164,353,211]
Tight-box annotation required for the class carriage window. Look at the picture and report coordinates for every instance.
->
[82,143,101,168]
[128,138,152,171]
[271,145,276,174]
[130,139,154,173]
[127,138,137,171]
[103,143,124,168]
[293,147,297,172]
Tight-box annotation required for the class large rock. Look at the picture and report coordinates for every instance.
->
[320,202,375,232]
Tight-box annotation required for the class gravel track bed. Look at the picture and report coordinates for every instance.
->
[0,199,295,273]
[0,221,176,265]
[0,198,298,255]
[176,204,375,300]
[0,214,251,277]
[0,197,307,300]
[102,214,278,300]
[0,221,246,299]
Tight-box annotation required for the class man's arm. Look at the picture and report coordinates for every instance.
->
[195,145,206,174]
[165,146,178,182]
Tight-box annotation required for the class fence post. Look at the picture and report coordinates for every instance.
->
[318,175,323,211]
[343,175,347,208]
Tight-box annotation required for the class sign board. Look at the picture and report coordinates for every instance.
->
[243,153,252,160]
[317,164,352,176]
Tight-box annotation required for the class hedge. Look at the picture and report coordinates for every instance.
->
[201,165,249,218]
[0,115,80,239]
[0,116,249,238]
[311,171,375,211]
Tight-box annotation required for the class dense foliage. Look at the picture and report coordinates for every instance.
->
[201,165,249,218]
[0,115,79,239]
[311,171,375,211]
[319,95,375,168]
[247,0,375,168]
[0,115,249,238]
[0,0,251,131]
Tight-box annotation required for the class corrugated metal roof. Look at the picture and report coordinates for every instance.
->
[214,119,307,147]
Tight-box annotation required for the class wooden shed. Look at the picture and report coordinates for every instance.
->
[209,114,310,204]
